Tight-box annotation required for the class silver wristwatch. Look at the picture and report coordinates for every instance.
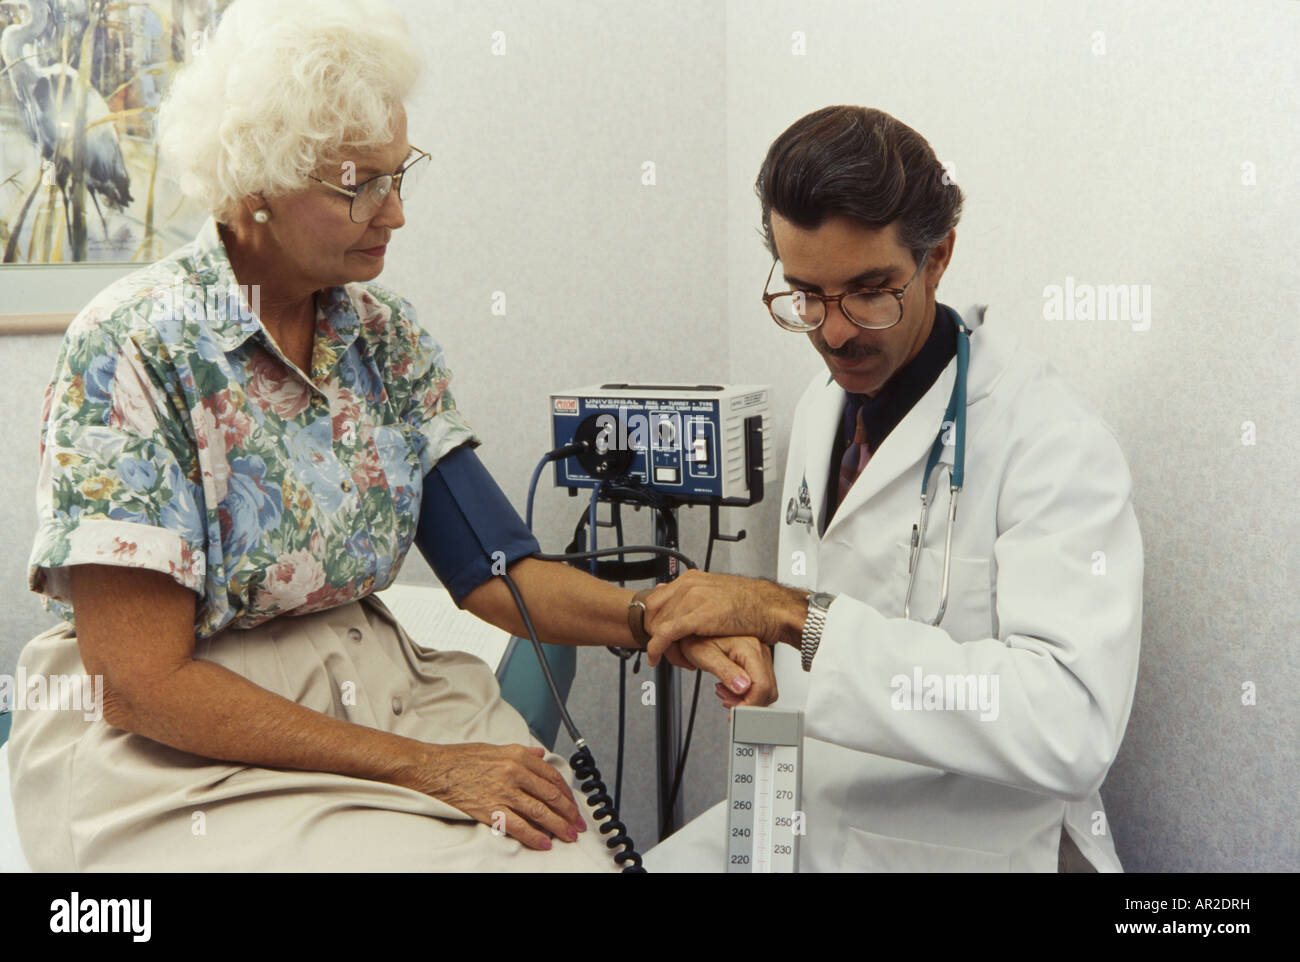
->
[800,591,836,672]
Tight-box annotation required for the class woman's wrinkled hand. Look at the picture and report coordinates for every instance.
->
[410,742,587,851]
[673,635,778,709]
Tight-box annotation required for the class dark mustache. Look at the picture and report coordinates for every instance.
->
[814,337,879,361]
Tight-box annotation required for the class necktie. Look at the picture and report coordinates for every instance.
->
[837,400,873,506]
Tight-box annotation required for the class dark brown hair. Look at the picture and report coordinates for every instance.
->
[755,106,963,268]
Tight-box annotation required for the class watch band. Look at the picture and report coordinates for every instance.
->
[801,591,834,672]
[627,587,655,649]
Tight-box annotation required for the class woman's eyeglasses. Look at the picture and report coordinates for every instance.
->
[309,147,431,223]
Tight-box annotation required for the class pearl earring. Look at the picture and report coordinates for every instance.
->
[253,208,270,224]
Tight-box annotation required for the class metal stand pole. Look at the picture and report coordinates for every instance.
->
[653,505,684,840]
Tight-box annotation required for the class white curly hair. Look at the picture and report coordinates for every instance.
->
[157,0,423,222]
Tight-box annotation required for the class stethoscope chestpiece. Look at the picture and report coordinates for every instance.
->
[786,474,815,529]
[786,495,813,528]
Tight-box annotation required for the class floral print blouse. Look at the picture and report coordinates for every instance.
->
[28,216,478,639]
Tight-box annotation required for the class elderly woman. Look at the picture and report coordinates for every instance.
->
[7,0,773,872]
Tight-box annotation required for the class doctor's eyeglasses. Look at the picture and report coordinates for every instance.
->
[309,147,431,223]
[762,251,929,332]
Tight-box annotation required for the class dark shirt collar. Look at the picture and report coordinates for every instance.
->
[841,302,958,450]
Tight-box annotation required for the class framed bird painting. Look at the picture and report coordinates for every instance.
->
[0,0,234,266]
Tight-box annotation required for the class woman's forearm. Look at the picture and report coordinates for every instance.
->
[104,657,434,792]
[461,557,639,648]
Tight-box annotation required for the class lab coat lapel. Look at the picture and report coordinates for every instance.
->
[803,377,846,538]
[823,358,958,540]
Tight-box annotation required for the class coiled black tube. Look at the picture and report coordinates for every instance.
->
[570,745,646,872]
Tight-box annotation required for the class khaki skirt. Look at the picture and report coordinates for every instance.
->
[6,595,620,872]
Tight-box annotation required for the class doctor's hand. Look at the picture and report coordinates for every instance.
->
[642,570,808,667]
[673,634,777,708]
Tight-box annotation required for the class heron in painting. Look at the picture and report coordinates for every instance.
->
[0,0,133,251]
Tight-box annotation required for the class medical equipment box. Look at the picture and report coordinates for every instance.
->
[550,383,772,502]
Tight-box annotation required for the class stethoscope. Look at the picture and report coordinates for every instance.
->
[786,318,971,627]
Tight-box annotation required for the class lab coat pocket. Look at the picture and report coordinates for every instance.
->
[842,825,1010,872]
[894,542,994,643]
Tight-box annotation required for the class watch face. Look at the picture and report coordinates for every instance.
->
[810,592,835,609]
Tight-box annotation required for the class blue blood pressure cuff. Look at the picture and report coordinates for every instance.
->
[415,443,541,607]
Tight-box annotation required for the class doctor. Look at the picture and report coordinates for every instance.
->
[640,106,1142,872]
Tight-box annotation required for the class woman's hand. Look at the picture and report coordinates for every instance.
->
[673,635,778,709]
[408,742,587,851]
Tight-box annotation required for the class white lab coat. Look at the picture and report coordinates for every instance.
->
[644,307,1142,872]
